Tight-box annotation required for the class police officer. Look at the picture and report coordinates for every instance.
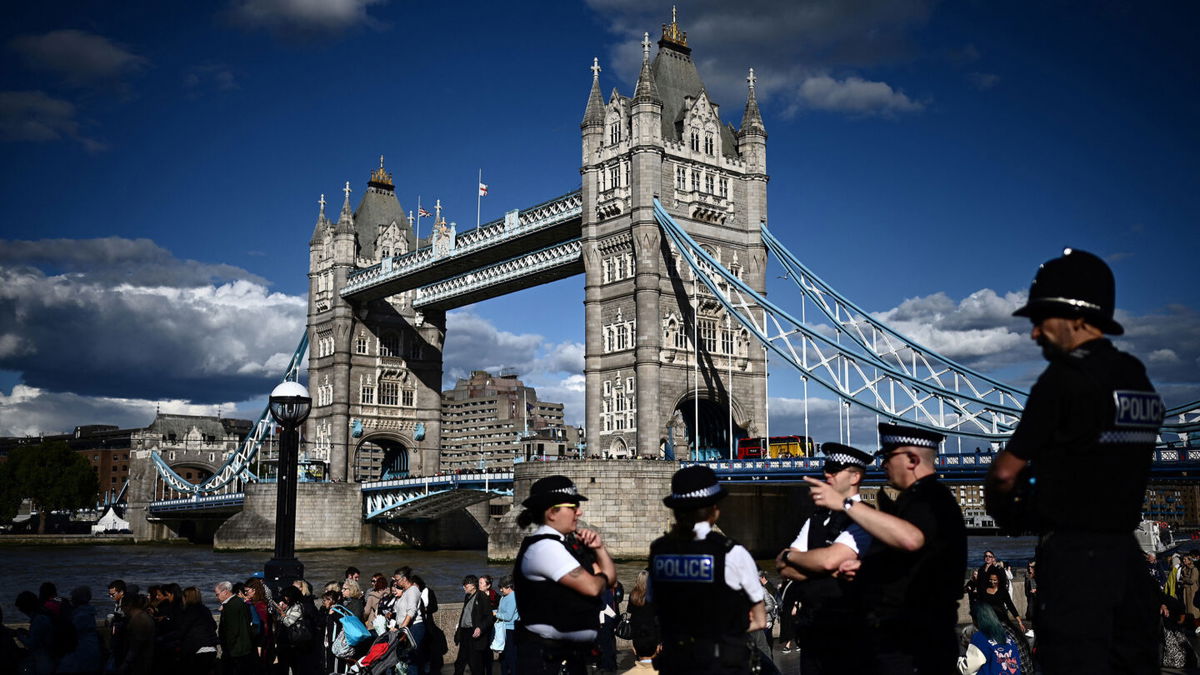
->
[649,465,766,675]
[512,475,616,675]
[833,423,967,674]
[776,443,874,674]
[986,247,1164,674]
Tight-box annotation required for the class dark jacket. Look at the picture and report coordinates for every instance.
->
[217,596,254,658]
[457,591,491,651]
[169,603,219,656]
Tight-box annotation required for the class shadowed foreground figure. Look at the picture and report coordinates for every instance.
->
[987,247,1164,675]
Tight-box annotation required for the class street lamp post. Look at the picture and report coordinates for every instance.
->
[264,381,311,596]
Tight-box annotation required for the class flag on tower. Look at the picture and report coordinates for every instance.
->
[418,207,431,218]
[478,182,489,197]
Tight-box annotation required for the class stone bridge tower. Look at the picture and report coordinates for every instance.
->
[581,14,769,459]
[306,160,444,482]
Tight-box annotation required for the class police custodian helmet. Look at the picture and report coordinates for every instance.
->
[1012,247,1123,335]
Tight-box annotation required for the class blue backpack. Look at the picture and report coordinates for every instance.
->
[331,605,372,646]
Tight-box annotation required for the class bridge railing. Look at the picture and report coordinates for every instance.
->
[341,190,582,298]
[361,472,514,492]
[148,492,246,513]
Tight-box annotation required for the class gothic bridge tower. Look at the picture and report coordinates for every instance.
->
[581,14,769,459]
[306,159,444,482]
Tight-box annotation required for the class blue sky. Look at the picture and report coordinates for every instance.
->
[1,0,1197,446]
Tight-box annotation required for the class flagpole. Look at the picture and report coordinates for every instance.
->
[416,195,421,245]
[476,168,482,228]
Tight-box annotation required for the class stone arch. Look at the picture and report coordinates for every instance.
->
[353,431,413,482]
[672,390,749,461]
[607,437,631,459]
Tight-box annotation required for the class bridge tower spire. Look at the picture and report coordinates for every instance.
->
[581,10,768,460]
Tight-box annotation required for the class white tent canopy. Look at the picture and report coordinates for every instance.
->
[91,506,130,534]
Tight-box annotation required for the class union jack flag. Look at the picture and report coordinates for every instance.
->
[418,207,431,218]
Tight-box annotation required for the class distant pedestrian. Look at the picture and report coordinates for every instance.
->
[495,576,519,675]
[213,581,253,675]
[454,576,490,675]
[169,587,218,675]
[958,603,1022,675]
[120,593,155,675]
[56,586,102,674]
[14,590,55,675]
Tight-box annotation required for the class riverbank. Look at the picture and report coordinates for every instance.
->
[0,534,136,545]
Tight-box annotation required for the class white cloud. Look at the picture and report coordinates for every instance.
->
[590,0,933,119]
[8,30,147,88]
[1149,348,1181,364]
[0,90,105,151]
[794,75,924,116]
[227,0,384,36]
[0,240,304,407]
[967,72,999,90]
[0,384,252,437]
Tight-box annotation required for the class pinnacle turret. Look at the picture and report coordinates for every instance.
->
[633,32,661,104]
[310,193,331,245]
[582,57,605,128]
[739,67,766,137]
[335,181,355,233]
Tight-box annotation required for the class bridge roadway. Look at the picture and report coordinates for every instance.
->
[148,447,1200,521]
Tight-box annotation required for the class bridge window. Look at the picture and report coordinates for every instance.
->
[402,389,415,407]
[380,381,399,406]
[691,170,699,191]
[700,318,718,352]
[722,327,734,355]
[609,165,620,190]
[719,177,729,198]
[610,122,620,145]
[380,332,400,357]
[676,165,686,190]
[704,173,714,194]
[355,333,368,354]
[361,384,375,405]
[704,132,714,156]
[690,131,699,152]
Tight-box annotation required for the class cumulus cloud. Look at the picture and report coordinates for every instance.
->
[0,90,105,151]
[0,239,304,408]
[967,72,999,90]
[591,0,933,118]
[0,384,253,437]
[442,310,584,383]
[0,237,267,287]
[227,0,385,37]
[184,64,239,97]
[793,74,924,116]
[8,30,147,89]
[442,310,585,422]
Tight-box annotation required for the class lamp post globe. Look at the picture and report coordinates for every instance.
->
[264,380,311,595]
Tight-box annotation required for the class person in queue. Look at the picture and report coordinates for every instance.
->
[777,442,874,674]
[820,423,966,674]
[986,247,1164,674]
[649,465,766,674]
[512,475,616,675]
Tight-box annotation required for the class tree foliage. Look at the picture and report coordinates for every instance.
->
[0,441,98,532]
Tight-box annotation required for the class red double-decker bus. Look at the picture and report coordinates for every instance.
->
[736,435,814,460]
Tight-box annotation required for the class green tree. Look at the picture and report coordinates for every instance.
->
[0,441,98,533]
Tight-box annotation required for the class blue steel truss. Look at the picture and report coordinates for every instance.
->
[150,332,309,496]
[362,473,513,520]
[653,199,1195,442]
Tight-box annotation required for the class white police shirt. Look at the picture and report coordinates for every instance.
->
[519,524,598,642]
[648,521,766,604]
[789,494,872,554]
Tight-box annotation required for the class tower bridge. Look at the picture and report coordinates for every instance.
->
[130,13,1200,550]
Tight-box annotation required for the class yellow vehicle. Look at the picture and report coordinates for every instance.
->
[736,435,814,459]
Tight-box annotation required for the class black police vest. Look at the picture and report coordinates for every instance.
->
[1030,339,1163,532]
[513,533,602,634]
[649,530,751,642]
[795,509,855,618]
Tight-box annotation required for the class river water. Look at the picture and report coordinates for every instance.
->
[0,536,1034,621]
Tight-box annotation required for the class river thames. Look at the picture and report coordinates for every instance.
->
[1,536,1034,620]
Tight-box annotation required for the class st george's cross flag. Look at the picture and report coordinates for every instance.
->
[478,182,489,197]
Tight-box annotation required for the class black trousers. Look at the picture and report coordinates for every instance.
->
[1036,530,1160,675]
[513,629,590,675]
[862,617,959,675]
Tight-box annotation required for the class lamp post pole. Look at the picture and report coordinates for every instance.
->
[264,381,311,597]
